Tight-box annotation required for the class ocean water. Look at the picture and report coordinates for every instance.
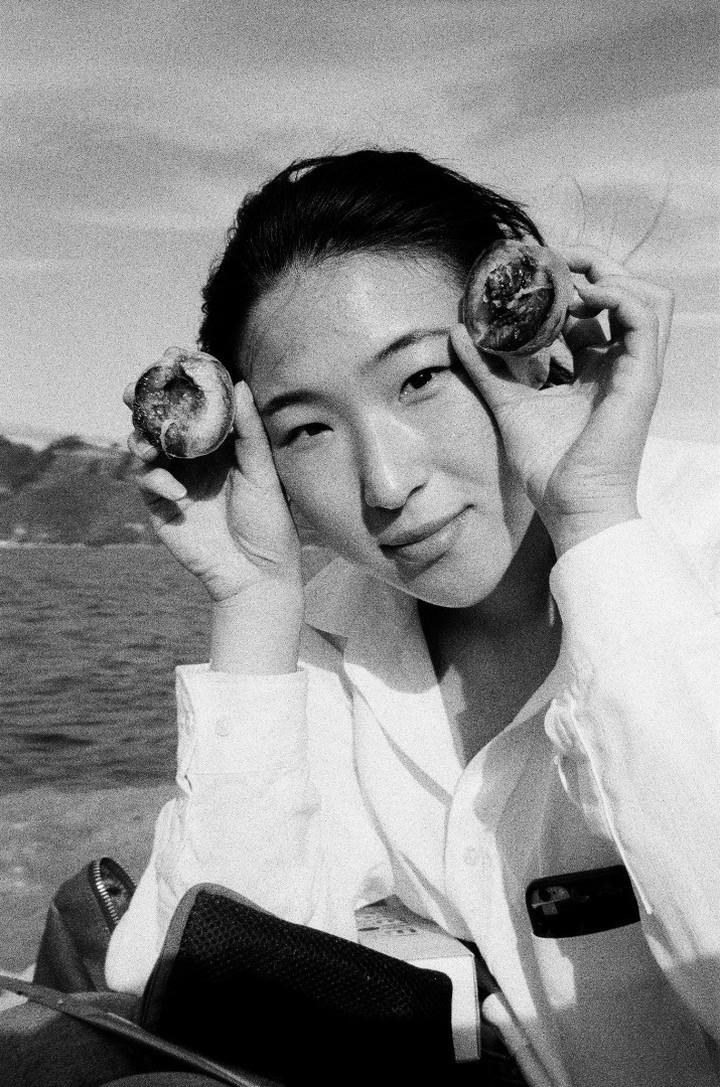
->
[0,546,212,968]
[0,546,212,794]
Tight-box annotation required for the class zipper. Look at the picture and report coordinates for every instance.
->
[89,856,136,931]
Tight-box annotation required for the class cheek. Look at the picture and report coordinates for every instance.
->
[437,382,504,476]
[274,452,359,547]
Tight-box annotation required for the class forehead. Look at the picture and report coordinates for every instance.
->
[238,253,461,390]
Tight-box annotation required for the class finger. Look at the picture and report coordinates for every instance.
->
[567,275,649,317]
[233,380,284,489]
[561,246,629,282]
[617,278,673,360]
[127,429,160,463]
[450,325,530,412]
[545,335,575,384]
[135,466,187,503]
[574,276,673,363]
[565,257,673,362]
[122,382,136,409]
[573,280,660,375]
[505,348,551,389]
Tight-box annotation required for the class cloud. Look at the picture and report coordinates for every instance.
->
[2,0,717,442]
[1,100,281,239]
[0,258,80,279]
[2,0,495,242]
[532,174,719,266]
[672,312,720,328]
[526,172,719,314]
[497,2,718,129]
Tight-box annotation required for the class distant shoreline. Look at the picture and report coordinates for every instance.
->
[0,540,159,550]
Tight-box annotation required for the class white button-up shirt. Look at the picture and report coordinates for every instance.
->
[107,437,720,1086]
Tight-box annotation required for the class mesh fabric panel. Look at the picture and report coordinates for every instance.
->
[143,887,455,1087]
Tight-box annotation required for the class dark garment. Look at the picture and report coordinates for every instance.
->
[104,1077,223,1086]
[0,993,180,1087]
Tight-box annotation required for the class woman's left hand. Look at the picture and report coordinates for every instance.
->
[450,246,674,557]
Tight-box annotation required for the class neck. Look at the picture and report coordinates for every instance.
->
[418,515,561,760]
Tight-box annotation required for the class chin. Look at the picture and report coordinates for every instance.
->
[412,580,502,609]
[387,559,509,610]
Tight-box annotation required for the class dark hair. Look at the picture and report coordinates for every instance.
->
[198,148,542,370]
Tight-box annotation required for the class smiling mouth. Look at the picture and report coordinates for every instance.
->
[379,508,470,570]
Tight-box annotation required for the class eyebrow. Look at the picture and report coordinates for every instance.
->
[259,388,324,418]
[259,327,450,418]
[374,327,450,363]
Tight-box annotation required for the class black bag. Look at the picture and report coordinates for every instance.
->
[23,859,528,1085]
[140,883,455,1087]
[34,856,136,992]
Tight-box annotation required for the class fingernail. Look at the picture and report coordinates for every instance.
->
[167,482,187,500]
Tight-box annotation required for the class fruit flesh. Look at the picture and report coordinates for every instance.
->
[481,251,555,352]
[462,240,573,363]
[134,373,206,433]
[132,351,234,458]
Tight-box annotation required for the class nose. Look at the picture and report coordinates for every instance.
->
[359,415,428,510]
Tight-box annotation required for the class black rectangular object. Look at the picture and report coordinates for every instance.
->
[141,883,455,1087]
[526,864,640,939]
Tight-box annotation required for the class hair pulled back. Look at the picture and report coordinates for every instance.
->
[198,148,542,370]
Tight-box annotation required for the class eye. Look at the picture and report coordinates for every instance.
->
[400,366,450,397]
[284,421,329,445]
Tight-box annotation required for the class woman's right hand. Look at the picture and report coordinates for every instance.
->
[124,377,303,607]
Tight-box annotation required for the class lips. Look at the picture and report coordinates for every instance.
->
[379,508,469,570]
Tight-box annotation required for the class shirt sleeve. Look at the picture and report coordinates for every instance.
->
[105,634,391,994]
[544,517,720,1040]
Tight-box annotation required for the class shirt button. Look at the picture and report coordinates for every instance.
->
[462,846,480,866]
[214,715,233,737]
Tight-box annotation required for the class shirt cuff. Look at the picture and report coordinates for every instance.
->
[175,663,309,782]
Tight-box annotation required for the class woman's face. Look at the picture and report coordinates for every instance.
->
[238,253,536,607]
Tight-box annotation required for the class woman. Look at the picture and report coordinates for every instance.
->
[109,150,720,1085]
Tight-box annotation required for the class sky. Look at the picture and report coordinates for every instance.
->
[2,0,718,446]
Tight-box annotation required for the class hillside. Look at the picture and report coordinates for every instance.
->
[0,434,158,546]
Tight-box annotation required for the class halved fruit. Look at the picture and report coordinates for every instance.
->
[132,347,235,459]
[462,240,574,359]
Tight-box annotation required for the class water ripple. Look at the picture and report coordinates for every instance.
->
[0,547,211,794]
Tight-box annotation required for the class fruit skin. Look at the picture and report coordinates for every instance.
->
[132,347,235,459]
[462,239,574,360]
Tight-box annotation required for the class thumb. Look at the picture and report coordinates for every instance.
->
[450,325,529,413]
[232,380,282,490]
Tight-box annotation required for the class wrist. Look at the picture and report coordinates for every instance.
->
[201,543,302,606]
[210,579,305,674]
[545,501,640,559]
[211,571,304,610]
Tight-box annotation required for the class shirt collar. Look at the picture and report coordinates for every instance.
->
[303,553,464,797]
[302,549,578,806]
[303,552,415,640]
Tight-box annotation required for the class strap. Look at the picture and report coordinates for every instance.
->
[0,975,275,1087]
